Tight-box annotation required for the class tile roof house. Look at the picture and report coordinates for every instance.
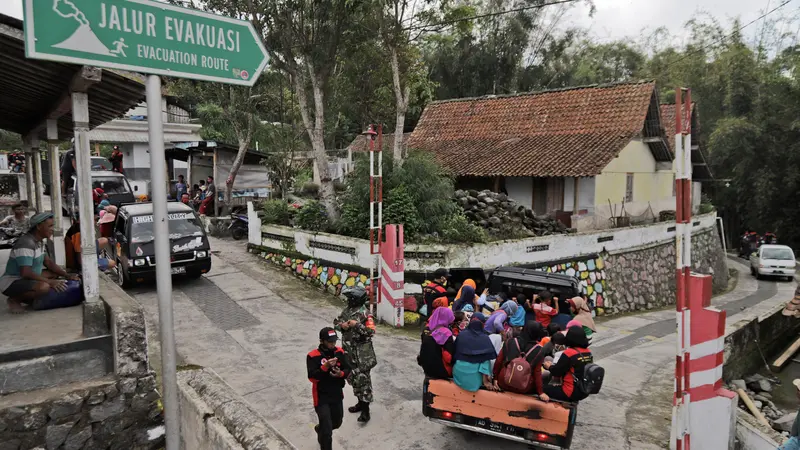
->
[407,81,693,230]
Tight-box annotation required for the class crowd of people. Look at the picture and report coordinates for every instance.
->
[6,152,25,173]
[417,269,600,403]
[174,175,216,215]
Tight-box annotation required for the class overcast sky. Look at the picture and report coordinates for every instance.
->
[0,0,788,44]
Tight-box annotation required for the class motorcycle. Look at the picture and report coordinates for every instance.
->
[228,213,248,240]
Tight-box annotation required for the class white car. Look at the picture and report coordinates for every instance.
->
[750,245,797,281]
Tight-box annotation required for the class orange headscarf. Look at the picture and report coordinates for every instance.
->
[455,279,476,302]
[433,297,449,311]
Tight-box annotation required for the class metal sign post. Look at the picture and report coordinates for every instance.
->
[22,2,269,449]
[146,75,179,450]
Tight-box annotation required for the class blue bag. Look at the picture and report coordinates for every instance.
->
[32,280,84,311]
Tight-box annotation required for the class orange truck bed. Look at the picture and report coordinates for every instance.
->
[423,378,577,449]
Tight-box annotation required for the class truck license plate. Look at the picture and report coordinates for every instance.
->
[171,266,186,275]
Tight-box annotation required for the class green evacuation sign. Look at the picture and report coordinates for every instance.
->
[23,0,269,86]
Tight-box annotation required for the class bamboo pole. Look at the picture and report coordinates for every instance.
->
[737,389,770,427]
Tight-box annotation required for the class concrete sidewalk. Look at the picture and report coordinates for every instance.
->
[130,239,792,449]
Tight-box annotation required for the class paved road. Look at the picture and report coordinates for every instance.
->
[128,240,793,450]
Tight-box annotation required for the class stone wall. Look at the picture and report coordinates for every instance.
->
[0,276,164,450]
[0,374,163,450]
[249,248,371,297]
[604,228,728,313]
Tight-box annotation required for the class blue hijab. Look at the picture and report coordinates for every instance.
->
[454,316,497,364]
[453,285,476,312]
[509,301,527,326]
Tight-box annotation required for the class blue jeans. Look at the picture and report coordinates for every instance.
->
[780,436,800,450]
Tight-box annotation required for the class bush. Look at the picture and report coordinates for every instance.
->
[259,199,291,226]
[439,213,488,243]
[295,200,330,232]
[334,181,347,193]
[336,150,460,242]
[383,185,421,237]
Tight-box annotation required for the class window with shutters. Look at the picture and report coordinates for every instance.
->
[625,173,634,202]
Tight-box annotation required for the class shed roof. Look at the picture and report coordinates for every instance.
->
[0,14,145,140]
[407,81,668,177]
[660,103,713,181]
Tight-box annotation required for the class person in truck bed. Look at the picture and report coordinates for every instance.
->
[453,313,499,392]
[493,321,551,399]
[417,307,456,379]
[543,326,593,402]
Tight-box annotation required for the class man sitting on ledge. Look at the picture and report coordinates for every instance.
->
[1,212,78,313]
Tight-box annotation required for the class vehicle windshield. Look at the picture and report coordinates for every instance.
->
[130,213,204,244]
[92,177,130,194]
[91,158,113,171]
[762,248,795,260]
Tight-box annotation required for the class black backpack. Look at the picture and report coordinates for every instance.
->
[576,363,604,395]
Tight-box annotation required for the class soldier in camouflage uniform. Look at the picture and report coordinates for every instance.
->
[333,286,377,423]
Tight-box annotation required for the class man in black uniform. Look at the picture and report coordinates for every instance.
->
[307,327,352,450]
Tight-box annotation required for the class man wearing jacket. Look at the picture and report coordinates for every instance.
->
[307,327,352,450]
[423,268,449,316]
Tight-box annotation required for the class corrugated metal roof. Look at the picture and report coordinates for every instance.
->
[0,14,146,140]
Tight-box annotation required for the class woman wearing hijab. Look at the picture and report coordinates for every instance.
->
[454,279,476,303]
[543,325,593,402]
[493,321,551,397]
[418,307,456,379]
[567,296,597,345]
[484,300,516,334]
[508,294,528,329]
[453,314,499,392]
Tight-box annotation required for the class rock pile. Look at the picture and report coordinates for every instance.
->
[454,189,573,236]
[728,374,796,435]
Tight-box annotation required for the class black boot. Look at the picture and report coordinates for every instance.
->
[357,402,370,423]
[348,401,363,413]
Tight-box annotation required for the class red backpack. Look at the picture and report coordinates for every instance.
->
[503,339,538,392]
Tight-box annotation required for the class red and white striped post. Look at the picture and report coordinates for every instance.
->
[672,89,736,450]
[366,125,383,316]
[673,87,692,450]
[379,224,404,327]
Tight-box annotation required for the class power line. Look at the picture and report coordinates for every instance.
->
[645,0,794,78]
[404,0,579,32]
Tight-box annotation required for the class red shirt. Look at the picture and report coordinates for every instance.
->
[534,303,558,327]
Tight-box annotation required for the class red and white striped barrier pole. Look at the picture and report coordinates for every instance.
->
[673,87,692,450]
[672,89,735,450]
[366,125,383,316]
[379,224,404,327]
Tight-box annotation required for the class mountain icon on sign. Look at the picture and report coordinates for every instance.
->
[51,0,114,57]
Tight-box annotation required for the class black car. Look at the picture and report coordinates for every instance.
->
[112,202,212,288]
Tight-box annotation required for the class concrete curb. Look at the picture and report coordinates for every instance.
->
[177,368,297,450]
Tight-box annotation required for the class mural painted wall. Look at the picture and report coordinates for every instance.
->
[253,249,371,296]
[537,254,610,314]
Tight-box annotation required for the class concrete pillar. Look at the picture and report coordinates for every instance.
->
[72,92,103,336]
[30,136,44,212]
[22,138,35,210]
[47,120,65,266]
